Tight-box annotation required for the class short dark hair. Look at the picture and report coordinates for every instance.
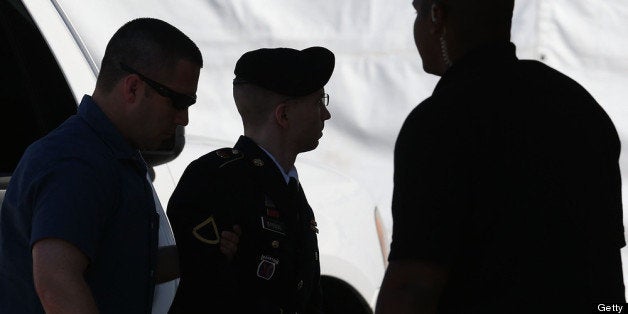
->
[233,83,285,129]
[96,18,203,92]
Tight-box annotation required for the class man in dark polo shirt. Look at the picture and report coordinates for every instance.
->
[167,46,334,314]
[0,18,202,313]
[375,1,625,313]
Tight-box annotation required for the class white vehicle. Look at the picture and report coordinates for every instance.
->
[0,0,388,312]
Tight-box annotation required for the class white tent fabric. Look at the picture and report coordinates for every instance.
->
[57,0,628,295]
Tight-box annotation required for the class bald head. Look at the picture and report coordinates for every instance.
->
[452,0,513,39]
[444,0,513,40]
[412,0,515,75]
[419,0,514,41]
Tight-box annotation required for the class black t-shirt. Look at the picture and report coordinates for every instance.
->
[389,42,625,313]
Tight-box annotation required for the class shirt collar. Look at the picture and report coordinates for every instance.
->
[434,41,518,95]
[78,95,145,163]
[257,145,299,185]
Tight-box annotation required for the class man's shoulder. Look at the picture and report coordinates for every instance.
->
[191,147,247,171]
[18,116,110,173]
[179,147,253,185]
[405,92,465,130]
[516,59,587,90]
[515,59,604,114]
[168,147,255,215]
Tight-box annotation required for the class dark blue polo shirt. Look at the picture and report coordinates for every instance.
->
[0,95,159,313]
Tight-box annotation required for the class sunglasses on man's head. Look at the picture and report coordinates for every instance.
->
[119,62,196,110]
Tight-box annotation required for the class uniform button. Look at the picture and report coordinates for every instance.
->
[252,158,264,166]
[272,240,280,248]
[232,149,240,154]
[297,280,303,290]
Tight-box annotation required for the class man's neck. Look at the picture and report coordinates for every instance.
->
[244,132,297,173]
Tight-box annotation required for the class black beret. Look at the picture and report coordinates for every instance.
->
[233,46,335,97]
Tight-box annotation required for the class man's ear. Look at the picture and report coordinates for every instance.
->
[275,102,290,129]
[121,74,142,105]
[429,2,446,35]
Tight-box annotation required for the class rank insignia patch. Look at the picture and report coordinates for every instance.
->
[257,255,279,280]
[192,216,220,244]
[261,217,286,235]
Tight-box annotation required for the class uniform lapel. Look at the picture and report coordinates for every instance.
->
[233,136,296,224]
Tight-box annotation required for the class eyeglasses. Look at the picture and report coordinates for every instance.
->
[320,93,330,107]
[280,93,330,107]
[119,62,196,110]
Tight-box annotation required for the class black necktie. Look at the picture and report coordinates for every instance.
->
[287,177,301,223]
[288,176,299,195]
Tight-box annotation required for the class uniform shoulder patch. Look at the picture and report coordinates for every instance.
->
[214,147,244,168]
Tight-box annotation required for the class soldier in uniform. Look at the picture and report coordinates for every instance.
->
[167,46,334,314]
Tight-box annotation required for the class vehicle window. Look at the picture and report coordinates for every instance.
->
[0,0,77,176]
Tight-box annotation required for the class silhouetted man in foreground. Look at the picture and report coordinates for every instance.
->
[376,1,625,313]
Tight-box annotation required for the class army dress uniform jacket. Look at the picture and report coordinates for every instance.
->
[167,136,322,314]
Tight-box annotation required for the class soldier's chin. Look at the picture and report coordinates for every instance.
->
[301,140,319,153]
[141,137,165,151]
